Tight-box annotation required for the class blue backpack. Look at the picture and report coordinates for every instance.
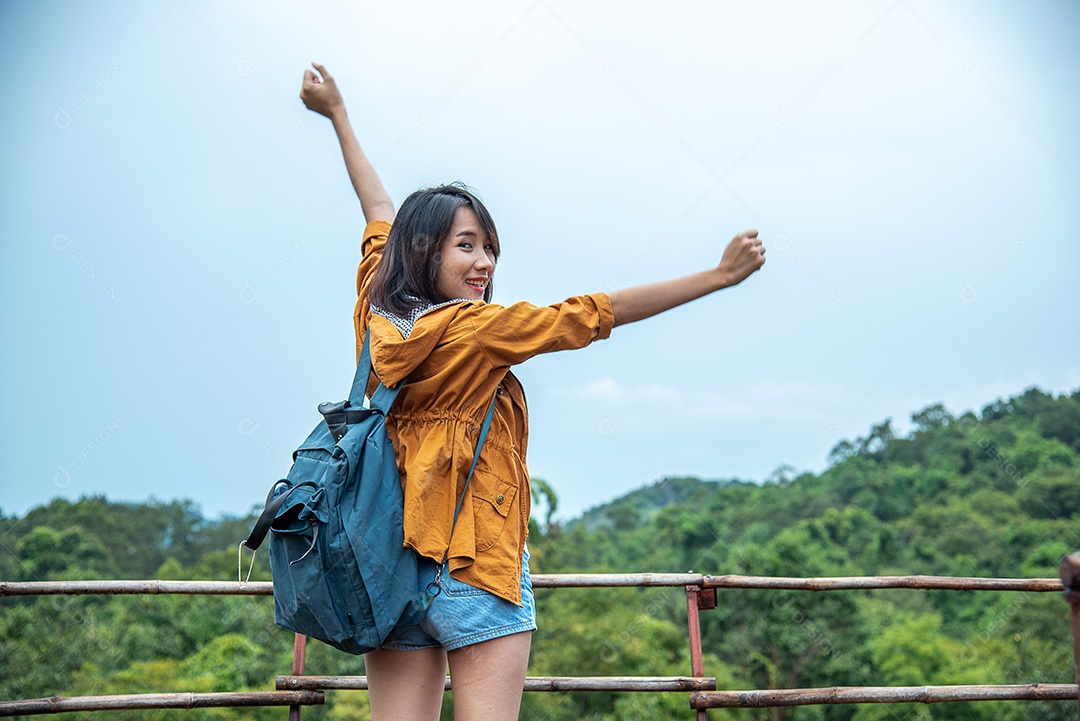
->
[242,329,497,654]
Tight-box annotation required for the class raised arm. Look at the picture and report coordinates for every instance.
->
[607,230,765,326]
[300,62,395,224]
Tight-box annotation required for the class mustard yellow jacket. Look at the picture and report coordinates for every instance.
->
[353,221,615,604]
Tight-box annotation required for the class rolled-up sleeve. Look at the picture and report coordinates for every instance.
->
[465,292,615,368]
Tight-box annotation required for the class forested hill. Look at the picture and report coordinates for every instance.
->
[2,386,1079,721]
[563,386,1080,573]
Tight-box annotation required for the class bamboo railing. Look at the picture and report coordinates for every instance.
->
[1,568,1077,718]
[0,573,1063,596]
[690,684,1079,708]
[0,692,323,717]
[276,675,718,692]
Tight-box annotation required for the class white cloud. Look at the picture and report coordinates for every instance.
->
[577,377,630,402]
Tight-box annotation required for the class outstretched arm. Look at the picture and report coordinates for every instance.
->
[607,230,765,327]
[300,62,394,224]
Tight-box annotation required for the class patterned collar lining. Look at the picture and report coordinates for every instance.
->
[371,298,471,339]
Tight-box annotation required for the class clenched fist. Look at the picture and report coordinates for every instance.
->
[717,230,765,287]
[300,62,345,120]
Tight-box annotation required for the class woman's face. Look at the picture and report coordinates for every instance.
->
[436,206,496,302]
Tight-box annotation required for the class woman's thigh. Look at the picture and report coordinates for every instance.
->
[365,646,447,721]
[447,630,532,721]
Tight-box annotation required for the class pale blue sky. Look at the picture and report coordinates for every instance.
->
[2,0,1078,523]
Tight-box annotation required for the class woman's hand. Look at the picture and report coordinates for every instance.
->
[300,62,345,120]
[717,230,765,287]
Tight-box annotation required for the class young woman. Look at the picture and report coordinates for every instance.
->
[299,62,765,721]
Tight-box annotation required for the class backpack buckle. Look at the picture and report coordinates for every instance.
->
[319,400,350,441]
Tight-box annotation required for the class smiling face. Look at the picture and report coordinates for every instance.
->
[436,205,496,302]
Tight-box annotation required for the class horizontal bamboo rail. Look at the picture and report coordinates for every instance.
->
[535,573,706,587]
[699,574,1061,591]
[0,691,323,717]
[0,574,1062,596]
[0,580,274,596]
[277,675,718,692]
[690,684,1079,708]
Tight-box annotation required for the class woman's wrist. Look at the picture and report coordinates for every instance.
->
[328,105,349,125]
[712,266,734,291]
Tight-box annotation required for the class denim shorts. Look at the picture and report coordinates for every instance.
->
[380,546,536,651]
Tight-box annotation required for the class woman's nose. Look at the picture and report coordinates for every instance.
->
[475,251,494,271]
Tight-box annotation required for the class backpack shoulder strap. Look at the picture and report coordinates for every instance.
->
[350,327,400,413]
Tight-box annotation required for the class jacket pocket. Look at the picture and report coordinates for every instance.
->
[472,474,518,553]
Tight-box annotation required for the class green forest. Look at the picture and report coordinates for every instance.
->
[2,386,1079,720]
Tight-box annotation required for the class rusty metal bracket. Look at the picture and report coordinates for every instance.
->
[289,634,308,721]
[685,584,712,721]
[1059,552,1080,717]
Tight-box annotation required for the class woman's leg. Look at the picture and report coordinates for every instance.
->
[365,646,448,721]
[446,631,532,721]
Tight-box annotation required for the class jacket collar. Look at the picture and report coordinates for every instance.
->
[369,299,472,388]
